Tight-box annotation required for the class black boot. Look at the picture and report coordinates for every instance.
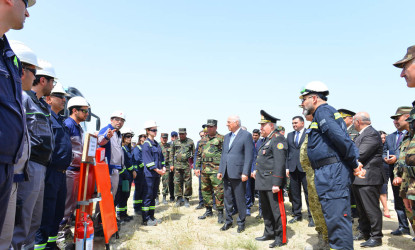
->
[184,198,190,208]
[217,209,224,224]
[198,207,213,219]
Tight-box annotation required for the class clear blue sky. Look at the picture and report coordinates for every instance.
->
[8,1,415,140]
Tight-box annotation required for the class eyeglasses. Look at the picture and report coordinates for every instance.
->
[124,135,132,138]
[22,0,28,8]
[51,94,65,99]
[113,117,125,122]
[77,108,89,114]
[23,67,36,76]
[149,129,158,132]
[301,96,314,104]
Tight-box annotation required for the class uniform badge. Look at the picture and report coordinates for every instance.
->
[277,143,284,149]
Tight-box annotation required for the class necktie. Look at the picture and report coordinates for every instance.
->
[295,131,300,147]
[396,131,403,148]
[229,133,236,149]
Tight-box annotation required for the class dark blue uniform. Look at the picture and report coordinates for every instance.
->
[141,139,164,222]
[132,145,144,213]
[115,145,134,217]
[35,111,72,249]
[0,35,24,231]
[307,103,359,250]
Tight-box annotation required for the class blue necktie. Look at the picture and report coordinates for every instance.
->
[295,131,300,147]
[229,133,236,149]
[396,131,403,148]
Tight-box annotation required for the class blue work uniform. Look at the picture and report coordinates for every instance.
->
[0,35,25,231]
[115,144,134,217]
[35,110,72,249]
[307,103,359,250]
[132,145,144,212]
[141,138,164,222]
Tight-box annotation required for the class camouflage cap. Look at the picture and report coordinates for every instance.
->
[405,108,415,122]
[178,128,187,134]
[258,110,280,124]
[276,125,285,131]
[338,108,355,118]
[393,45,415,68]
[161,133,168,138]
[206,119,217,126]
[390,106,412,119]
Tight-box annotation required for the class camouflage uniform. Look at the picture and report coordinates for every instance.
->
[196,132,224,209]
[347,124,359,142]
[160,142,171,196]
[170,137,195,198]
[300,133,328,242]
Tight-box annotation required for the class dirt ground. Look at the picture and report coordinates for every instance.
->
[95,175,415,250]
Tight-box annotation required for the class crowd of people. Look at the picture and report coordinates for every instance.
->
[1,1,415,250]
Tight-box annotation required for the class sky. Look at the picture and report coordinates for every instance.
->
[8,0,415,140]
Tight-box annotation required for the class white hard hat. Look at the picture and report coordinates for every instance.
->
[67,96,90,109]
[50,82,69,96]
[121,127,134,136]
[299,81,329,99]
[143,120,157,129]
[138,129,147,136]
[9,40,41,69]
[111,110,126,120]
[36,59,57,78]
[28,0,36,7]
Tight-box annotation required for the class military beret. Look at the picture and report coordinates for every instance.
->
[338,109,356,118]
[391,106,412,119]
[178,128,187,134]
[161,133,168,138]
[258,110,280,124]
[393,45,415,68]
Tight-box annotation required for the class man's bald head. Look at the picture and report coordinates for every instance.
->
[353,112,371,132]
[227,115,241,132]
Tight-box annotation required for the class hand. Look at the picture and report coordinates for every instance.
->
[132,171,137,179]
[251,171,256,179]
[217,173,223,180]
[241,174,248,182]
[106,129,115,139]
[194,169,200,177]
[384,155,397,165]
[286,169,290,178]
[272,186,280,193]
[403,198,413,212]
[170,166,174,171]
[392,177,402,186]
[353,162,366,179]
[162,167,166,173]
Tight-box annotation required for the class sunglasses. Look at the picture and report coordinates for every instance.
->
[77,108,89,114]
[149,129,158,132]
[124,135,132,138]
[51,94,65,99]
[23,67,36,76]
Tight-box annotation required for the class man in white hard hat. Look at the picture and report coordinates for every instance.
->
[35,83,72,249]
[0,39,39,249]
[299,81,365,250]
[0,0,35,233]
[12,59,56,249]
[58,96,90,247]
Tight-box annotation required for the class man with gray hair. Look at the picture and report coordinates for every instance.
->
[352,112,385,247]
[218,115,254,233]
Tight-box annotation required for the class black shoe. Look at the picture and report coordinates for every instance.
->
[220,223,232,231]
[360,238,382,247]
[198,207,213,219]
[119,215,133,222]
[170,197,175,203]
[288,217,302,224]
[142,219,157,226]
[134,210,142,216]
[255,235,274,241]
[269,240,285,248]
[184,198,190,208]
[308,219,315,227]
[353,232,370,241]
[391,227,410,236]
[412,237,415,242]
[237,224,245,233]
[195,203,204,210]
[151,217,162,224]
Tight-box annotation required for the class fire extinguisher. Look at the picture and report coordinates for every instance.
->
[75,212,94,250]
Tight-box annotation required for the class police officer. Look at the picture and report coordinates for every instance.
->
[141,120,166,226]
[195,119,225,223]
[35,83,72,250]
[132,130,146,214]
[253,110,287,248]
[160,133,171,205]
[170,128,195,207]
[299,81,365,250]
[115,128,135,222]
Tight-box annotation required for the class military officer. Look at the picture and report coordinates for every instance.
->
[252,110,288,248]
[338,109,358,141]
[195,119,225,223]
[160,133,171,204]
[299,81,365,250]
[170,128,195,207]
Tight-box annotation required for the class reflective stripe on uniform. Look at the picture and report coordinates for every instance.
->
[34,243,46,250]
[48,236,57,243]
[149,206,155,210]
[147,162,155,167]
[133,199,143,204]
[142,207,150,211]
[139,163,144,168]
[128,165,134,171]
[116,207,127,212]
[334,112,342,120]
[144,141,152,147]
[310,122,318,129]
[119,168,125,174]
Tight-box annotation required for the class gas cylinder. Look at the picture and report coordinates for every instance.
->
[75,212,94,250]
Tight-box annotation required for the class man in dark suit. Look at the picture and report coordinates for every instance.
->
[218,115,254,233]
[253,110,288,248]
[352,112,385,247]
[383,106,412,236]
[286,116,313,226]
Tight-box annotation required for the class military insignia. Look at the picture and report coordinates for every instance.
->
[334,112,342,120]
[319,119,326,126]
[277,143,284,149]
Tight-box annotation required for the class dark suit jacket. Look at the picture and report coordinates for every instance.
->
[353,126,386,186]
[219,129,254,179]
[382,130,406,169]
[286,129,306,172]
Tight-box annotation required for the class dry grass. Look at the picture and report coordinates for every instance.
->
[94,176,415,249]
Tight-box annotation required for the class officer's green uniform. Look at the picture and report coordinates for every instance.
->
[160,138,171,197]
[300,133,328,243]
[170,128,195,200]
[196,131,224,209]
